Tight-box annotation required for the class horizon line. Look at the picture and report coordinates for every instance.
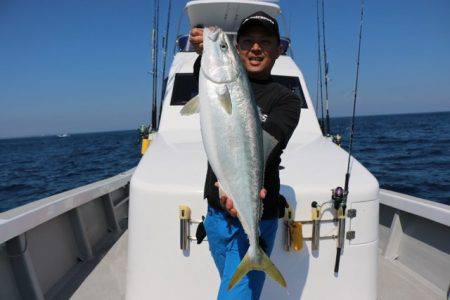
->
[1,109,448,140]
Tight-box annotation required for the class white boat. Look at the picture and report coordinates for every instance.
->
[0,1,448,300]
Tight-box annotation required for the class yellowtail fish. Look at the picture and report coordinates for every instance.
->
[180,26,286,290]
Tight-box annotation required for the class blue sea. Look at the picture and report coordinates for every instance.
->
[0,112,449,213]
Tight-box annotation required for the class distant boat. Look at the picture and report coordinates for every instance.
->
[57,133,70,138]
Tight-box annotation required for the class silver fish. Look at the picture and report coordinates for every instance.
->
[180,26,286,290]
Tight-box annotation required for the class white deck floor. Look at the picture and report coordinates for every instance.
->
[71,231,444,300]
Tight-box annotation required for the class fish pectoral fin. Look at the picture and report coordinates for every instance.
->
[218,87,232,115]
[180,95,200,116]
[262,130,279,167]
[257,106,265,122]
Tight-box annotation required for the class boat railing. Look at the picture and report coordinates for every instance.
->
[379,189,450,296]
[0,169,134,300]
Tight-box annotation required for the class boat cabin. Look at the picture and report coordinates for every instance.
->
[127,1,379,299]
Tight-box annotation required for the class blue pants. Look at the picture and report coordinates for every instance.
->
[204,206,278,300]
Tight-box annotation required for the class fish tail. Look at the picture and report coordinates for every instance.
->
[228,246,286,290]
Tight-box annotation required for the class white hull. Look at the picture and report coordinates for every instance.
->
[0,171,448,299]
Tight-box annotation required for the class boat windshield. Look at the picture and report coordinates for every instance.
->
[170,73,307,108]
[176,34,291,55]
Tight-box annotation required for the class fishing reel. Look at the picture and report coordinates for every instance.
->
[139,124,151,155]
[332,186,347,210]
[331,134,342,146]
[139,124,150,140]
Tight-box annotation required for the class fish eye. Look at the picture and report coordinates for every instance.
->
[220,43,228,50]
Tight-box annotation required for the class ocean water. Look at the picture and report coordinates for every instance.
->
[0,131,141,212]
[0,112,449,213]
[332,111,449,204]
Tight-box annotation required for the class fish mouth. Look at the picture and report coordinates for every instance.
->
[207,26,220,41]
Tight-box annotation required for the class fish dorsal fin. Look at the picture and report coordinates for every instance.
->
[217,85,232,115]
[180,95,200,116]
[262,130,278,169]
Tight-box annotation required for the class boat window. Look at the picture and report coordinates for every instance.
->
[170,73,307,109]
[170,73,198,106]
[176,35,290,55]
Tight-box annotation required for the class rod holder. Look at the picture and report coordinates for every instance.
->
[334,205,346,274]
[290,222,303,252]
[284,208,303,252]
[179,205,191,250]
[336,207,346,250]
[284,208,293,251]
[311,201,321,252]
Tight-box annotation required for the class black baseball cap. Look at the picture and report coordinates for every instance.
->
[237,11,280,42]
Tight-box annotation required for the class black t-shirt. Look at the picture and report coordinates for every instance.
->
[194,56,301,219]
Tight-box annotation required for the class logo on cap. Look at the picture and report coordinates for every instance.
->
[243,15,275,26]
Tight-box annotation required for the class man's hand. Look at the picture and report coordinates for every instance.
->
[215,182,266,217]
[189,28,204,54]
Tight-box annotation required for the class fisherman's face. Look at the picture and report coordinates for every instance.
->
[237,25,282,80]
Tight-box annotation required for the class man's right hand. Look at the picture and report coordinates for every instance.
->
[215,182,267,218]
[189,28,204,54]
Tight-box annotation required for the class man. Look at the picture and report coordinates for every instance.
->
[190,11,301,299]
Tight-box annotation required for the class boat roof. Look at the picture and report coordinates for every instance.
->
[186,0,281,32]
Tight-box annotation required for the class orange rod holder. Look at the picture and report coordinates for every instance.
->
[284,208,303,252]
[141,138,150,155]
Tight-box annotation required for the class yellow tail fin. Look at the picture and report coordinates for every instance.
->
[228,247,286,290]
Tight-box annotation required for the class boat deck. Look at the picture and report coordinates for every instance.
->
[70,230,443,300]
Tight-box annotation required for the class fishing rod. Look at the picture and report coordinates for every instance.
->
[316,0,325,133]
[158,0,172,129]
[333,0,365,275]
[151,0,158,132]
[161,0,172,82]
[151,0,161,131]
[321,0,331,136]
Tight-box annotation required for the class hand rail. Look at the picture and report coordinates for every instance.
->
[0,169,134,244]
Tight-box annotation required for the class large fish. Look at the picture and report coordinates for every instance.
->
[180,26,286,290]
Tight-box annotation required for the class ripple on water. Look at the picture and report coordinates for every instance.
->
[1,113,449,212]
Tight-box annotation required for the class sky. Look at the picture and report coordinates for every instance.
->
[0,0,449,138]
